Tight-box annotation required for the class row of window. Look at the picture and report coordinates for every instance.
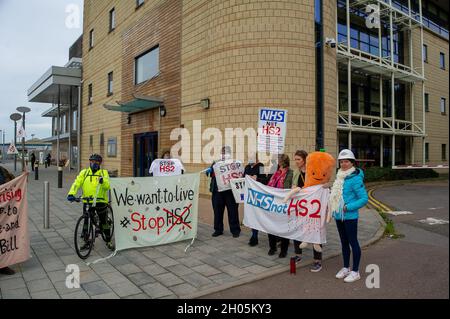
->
[425,143,447,162]
[89,135,118,158]
[424,94,447,115]
[52,110,77,136]
[423,45,446,69]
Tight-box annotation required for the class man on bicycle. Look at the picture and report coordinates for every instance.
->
[67,154,114,250]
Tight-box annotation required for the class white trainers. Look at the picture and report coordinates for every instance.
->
[335,267,351,279]
[344,271,361,283]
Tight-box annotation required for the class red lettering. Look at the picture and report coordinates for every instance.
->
[131,212,142,232]
[287,199,298,217]
[298,199,309,217]
[309,200,321,218]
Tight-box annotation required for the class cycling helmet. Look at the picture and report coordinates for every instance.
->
[89,153,103,163]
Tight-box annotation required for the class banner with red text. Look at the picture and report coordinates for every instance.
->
[0,173,30,268]
[110,173,199,251]
[213,160,244,192]
[243,176,329,244]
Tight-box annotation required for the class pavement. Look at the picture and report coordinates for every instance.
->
[200,180,449,299]
[0,162,384,299]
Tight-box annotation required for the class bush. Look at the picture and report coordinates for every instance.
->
[363,167,439,182]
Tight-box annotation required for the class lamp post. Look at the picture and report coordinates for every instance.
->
[0,129,3,162]
[17,106,31,172]
[10,113,22,172]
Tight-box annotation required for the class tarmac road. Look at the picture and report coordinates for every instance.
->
[201,181,449,299]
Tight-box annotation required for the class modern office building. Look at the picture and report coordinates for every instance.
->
[81,0,448,193]
[28,36,82,169]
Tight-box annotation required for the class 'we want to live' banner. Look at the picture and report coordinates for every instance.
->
[0,173,30,269]
[110,173,200,252]
[244,176,330,244]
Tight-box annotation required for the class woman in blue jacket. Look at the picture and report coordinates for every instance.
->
[329,149,368,283]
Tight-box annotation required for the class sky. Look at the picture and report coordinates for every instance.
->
[0,0,83,143]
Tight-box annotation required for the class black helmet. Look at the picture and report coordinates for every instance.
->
[89,153,103,163]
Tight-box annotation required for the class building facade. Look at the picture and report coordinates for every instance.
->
[81,0,448,194]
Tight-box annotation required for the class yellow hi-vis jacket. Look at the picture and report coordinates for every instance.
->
[68,168,110,204]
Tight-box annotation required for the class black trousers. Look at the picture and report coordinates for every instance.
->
[212,190,241,235]
[83,203,111,240]
[268,234,289,253]
[31,161,35,171]
[296,242,323,260]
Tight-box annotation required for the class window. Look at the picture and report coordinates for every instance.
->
[107,137,117,157]
[441,98,446,114]
[423,44,428,62]
[440,53,446,70]
[89,29,94,49]
[425,93,429,112]
[135,46,159,85]
[88,84,93,104]
[425,143,429,162]
[442,144,447,161]
[100,133,105,146]
[109,8,116,32]
[136,0,144,8]
[107,72,113,95]
[89,135,93,147]
[72,110,77,131]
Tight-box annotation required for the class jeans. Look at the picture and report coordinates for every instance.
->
[336,219,361,272]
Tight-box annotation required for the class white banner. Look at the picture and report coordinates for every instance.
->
[257,108,288,154]
[243,176,329,244]
[110,173,200,251]
[17,125,26,139]
[213,160,244,192]
[230,178,246,204]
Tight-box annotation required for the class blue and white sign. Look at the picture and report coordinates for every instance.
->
[257,108,288,153]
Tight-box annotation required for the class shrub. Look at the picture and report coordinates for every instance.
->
[363,167,439,182]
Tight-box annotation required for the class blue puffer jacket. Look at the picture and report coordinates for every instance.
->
[333,168,369,221]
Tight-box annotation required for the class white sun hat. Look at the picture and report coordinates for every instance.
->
[338,149,356,161]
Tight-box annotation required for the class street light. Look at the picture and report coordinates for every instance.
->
[10,113,22,172]
[17,106,31,172]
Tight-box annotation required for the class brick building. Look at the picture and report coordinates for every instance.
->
[81,0,448,194]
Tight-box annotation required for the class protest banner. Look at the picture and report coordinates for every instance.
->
[213,160,244,192]
[149,159,185,177]
[230,178,246,204]
[110,173,200,252]
[257,108,288,154]
[0,173,30,268]
[243,176,329,244]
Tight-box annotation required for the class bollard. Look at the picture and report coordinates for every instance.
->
[44,181,50,229]
[35,163,39,180]
[58,166,63,188]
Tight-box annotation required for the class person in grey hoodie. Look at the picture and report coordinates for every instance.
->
[329,149,368,283]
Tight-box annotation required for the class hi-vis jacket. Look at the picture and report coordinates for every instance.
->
[68,168,110,203]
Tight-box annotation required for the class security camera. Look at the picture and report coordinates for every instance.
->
[325,37,336,48]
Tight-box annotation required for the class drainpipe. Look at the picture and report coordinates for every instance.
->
[315,0,324,151]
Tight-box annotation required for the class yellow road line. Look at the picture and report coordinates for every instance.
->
[368,188,393,212]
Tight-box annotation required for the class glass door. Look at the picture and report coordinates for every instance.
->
[134,132,158,177]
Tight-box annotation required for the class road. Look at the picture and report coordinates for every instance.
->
[201,180,449,299]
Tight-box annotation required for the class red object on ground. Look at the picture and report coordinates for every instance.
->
[290,257,296,275]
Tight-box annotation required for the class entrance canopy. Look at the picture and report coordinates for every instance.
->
[27,64,81,105]
[104,95,164,114]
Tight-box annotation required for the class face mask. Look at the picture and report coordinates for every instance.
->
[90,163,100,171]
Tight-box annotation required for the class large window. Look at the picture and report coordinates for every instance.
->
[425,93,429,112]
[89,29,94,49]
[441,98,447,115]
[135,46,159,85]
[107,137,117,157]
[442,144,447,161]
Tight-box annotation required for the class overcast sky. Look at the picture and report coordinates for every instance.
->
[0,0,83,144]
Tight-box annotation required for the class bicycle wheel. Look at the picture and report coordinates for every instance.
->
[74,215,95,260]
[100,206,114,243]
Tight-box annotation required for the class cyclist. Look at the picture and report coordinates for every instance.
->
[67,154,114,250]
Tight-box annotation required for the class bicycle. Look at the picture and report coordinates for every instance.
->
[72,194,115,260]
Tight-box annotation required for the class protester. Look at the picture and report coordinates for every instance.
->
[149,150,185,176]
[244,153,269,246]
[45,153,51,168]
[330,149,368,283]
[30,152,36,172]
[0,165,17,275]
[206,146,241,238]
[290,150,322,271]
[267,154,293,258]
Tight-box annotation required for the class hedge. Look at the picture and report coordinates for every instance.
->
[363,167,440,182]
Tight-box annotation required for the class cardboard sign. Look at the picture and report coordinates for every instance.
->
[149,159,185,177]
[213,160,244,192]
[230,178,246,204]
[257,108,288,154]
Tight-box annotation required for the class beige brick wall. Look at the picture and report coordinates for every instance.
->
[181,0,319,194]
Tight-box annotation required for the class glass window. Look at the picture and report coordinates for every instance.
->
[73,110,77,131]
[441,98,447,114]
[107,138,117,157]
[136,0,144,8]
[440,53,446,70]
[425,93,429,112]
[423,44,428,62]
[108,72,113,95]
[89,29,94,49]
[425,143,429,162]
[88,84,93,104]
[109,8,116,32]
[135,46,159,85]
[442,144,447,161]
